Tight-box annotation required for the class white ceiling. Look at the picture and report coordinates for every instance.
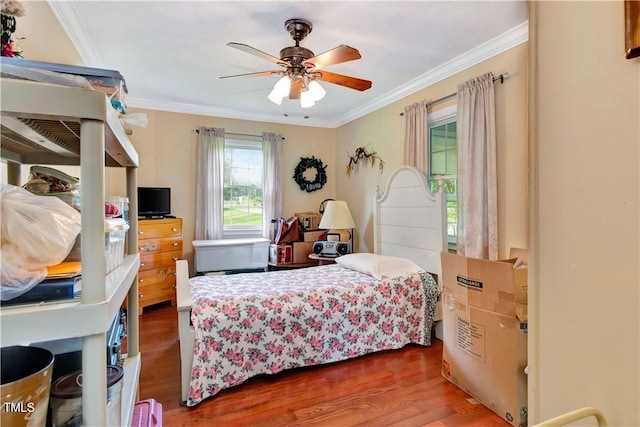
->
[49,1,528,128]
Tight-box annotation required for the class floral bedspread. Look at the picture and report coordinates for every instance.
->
[187,264,439,406]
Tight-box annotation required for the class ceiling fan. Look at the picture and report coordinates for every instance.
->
[220,18,372,107]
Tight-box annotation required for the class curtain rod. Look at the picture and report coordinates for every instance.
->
[193,129,285,140]
[399,73,509,117]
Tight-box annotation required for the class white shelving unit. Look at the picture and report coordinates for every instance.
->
[1,78,141,426]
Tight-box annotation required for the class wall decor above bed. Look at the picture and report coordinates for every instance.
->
[293,156,327,192]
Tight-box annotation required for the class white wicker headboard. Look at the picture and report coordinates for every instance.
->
[373,166,447,287]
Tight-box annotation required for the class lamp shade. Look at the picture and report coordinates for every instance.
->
[268,75,291,105]
[300,90,315,108]
[307,80,326,101]
[319,200,356,230]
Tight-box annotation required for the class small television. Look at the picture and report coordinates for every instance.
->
[138,187,171,218]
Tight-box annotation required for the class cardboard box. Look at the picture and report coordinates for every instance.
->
[295,212,322,230]
[303,230,327,242]
[293,242,314,264]
[440,249,529,426]
[441,294,528,426]
[440,249,528,322]
[269,244,292,264]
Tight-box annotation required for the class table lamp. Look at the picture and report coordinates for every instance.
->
[318,200,356,244]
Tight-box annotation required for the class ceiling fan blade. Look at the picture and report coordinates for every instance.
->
[289,80,303,99]
[303,45,361,70]
[314,71,372,91]
[220,70,282,79]
[227,42,290,67]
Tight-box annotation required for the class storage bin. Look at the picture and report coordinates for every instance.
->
[106,196,129,221]
[132,399,163,427]
[193,238,270,273]
[1,346,54,427]
[105,218,129,274]
[49,365,123,427]
[65,218,129,273]
[0,57,128,107]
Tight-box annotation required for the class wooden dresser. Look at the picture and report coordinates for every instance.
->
[137,218,183,315]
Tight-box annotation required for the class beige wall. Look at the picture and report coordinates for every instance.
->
[119,110,336,267]
[335,43,529,258]
[15,1,83,65]
[529,1,640,425]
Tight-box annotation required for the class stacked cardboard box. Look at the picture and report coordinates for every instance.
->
[294,211,322,230]
[440,249,528,427]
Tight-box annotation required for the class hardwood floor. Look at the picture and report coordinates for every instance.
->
[137,303,511,427]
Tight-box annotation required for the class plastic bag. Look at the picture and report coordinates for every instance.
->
[1,184,82,300]
[120,112,148,128]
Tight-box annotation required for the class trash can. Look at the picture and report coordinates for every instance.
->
[1,345,55,427]
[50,365,124,427]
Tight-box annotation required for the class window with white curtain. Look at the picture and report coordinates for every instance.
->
[427,105,458,248]
[223,139,263,233]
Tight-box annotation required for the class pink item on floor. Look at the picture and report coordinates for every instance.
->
[131,399,162,427]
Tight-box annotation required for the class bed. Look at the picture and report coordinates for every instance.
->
[176,165,447,406]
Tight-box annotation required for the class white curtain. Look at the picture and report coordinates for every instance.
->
[402,101,428,171]
[262,132,283,240]
[456,73,498,260]
[195,127,225,240]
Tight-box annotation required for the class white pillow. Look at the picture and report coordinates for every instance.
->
[335,253,424,279]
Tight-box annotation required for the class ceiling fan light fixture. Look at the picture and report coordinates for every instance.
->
[267,90,285,105]
[268,75,291,104]
[300,90,315,108]
[224,18,371,110]
[307,80,326,101]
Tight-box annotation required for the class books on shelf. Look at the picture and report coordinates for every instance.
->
[1,275,81,307]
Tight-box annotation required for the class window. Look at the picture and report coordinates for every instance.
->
[223,139,263,233]
[427,106,457,248]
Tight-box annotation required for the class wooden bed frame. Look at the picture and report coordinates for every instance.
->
[176,165,447,404]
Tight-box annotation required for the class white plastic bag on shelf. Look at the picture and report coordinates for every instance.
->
[119,112,148,128]
[1,184,82,300]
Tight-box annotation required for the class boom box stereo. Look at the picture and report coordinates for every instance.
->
[313,240,351,257]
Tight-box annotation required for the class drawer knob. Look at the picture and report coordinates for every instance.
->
[138,293,144,298]
[173,256,178,261]
[140,262,145,267]
[173,271,177,276]
[172,227,178,232]
[139,278,144,283]
[173,242,178,246]
[138,230,144,235]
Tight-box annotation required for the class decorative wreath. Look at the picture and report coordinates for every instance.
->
[293,156,327,193]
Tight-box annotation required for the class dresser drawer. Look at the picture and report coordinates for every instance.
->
[139,250,182,271]
[138,279,176,307]
[138,266,176,287]
[139,237,183,255]
[138,218,182,239]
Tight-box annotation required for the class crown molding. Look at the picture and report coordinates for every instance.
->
[47,1,104,67]
[333,21,528,127]
[127,97,334,128]
[51,2,527,129]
